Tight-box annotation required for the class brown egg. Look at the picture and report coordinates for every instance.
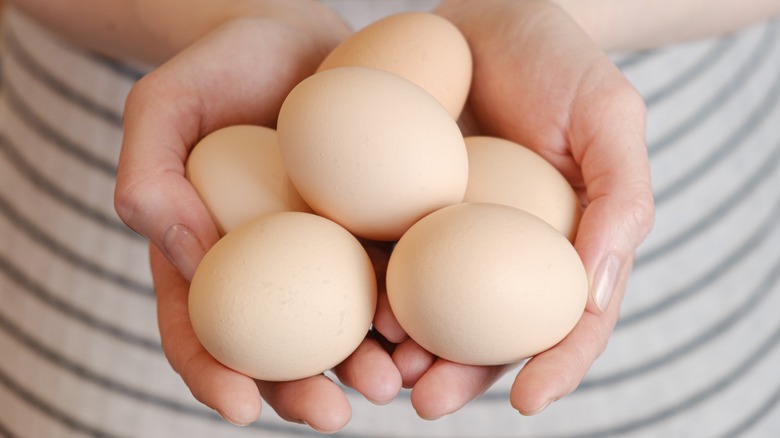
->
[463,136,582,242]
[277,67,468,241]
[185,125,312,235]
[318,12,472,119]
[386,203,587,366]
[189,212,377,382]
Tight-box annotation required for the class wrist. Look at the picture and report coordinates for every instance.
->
[131,0,349,65]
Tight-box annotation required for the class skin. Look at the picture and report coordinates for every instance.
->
[552,0,780,52]
[6,0,778,432]
[115,5,404,431]
[364,0,654,419]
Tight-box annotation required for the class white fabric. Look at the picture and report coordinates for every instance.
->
[1,2,779,437]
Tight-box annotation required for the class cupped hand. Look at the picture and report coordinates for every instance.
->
[383,0,655,419]
[116,4,401,432]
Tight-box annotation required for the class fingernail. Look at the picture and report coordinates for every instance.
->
[593,252,621,313]
[163,224,206,281]
[216,409,251,427]
[523,399,552,416]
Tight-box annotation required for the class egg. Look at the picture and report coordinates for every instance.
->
[318,12,472,119]
[386,202,588,366]
[277,66,468,241]
[188,212,377,382]
[463,136,582,241]
[185,125,312,235]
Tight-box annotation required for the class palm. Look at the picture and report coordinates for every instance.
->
[118,9,405,432]
[385,0,654,418]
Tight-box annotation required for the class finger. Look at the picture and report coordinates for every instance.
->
[392,338,435,388]
[569,78,654,314]
[332,335,402,405]
[510,260,629,415]
[150,244,262,426]
[115,20,327,280]
[257,375,352,434]
[362,241,408,343]
[410,359,510,420]
[374,291,408,343]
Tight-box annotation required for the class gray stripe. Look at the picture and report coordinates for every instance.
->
[0,189,153,298]
[615,50,654,71]
[1,75,118,178]
[543,320,780,438]
[580,248,780,390]
[0,419,18,438]
[0,253,160,352]
[643,36,736,107]
[0,310,277,435]
[85,53,146,83]
[476,191,780,402]
[0,365,125,438]
[653,44,780,205]
[620,188,780,328]
[0,133,135,239]
[648,22,777,159]
[717,380,780,438]
[4,26,124,127]
[635,135,780,268]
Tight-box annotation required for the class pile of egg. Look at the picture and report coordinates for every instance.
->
[186,12,587,383]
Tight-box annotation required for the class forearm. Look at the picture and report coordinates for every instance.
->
[6,0,346,65]
[553,0,780,51]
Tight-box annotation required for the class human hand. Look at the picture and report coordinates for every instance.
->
[116,4,401,431]
[376,0,655,419]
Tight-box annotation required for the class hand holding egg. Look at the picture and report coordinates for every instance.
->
[185,8,603,421]
[123,2,654,431]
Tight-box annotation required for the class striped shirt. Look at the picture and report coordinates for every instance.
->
[1,2,778,437]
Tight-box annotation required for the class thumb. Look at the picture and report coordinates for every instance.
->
[571,83,655,314]
[114,70,219,281]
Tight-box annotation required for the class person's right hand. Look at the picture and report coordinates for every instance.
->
[373,0,656,420]
[115,3,402,432]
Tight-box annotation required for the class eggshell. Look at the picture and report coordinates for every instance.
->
[318,12,472,119]
[386,202,587,366]
[277,67,468,241]
[463,136,582,241]
[188,212,377,382]
[185,125,312,235]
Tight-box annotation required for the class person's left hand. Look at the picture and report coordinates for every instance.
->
[370,0,655,419]
[115,3,403,431]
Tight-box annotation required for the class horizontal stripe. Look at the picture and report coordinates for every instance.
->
[0,364,124,438]
[0,309,344,437]
[532,319,780,438]
[0,188,153,297]
[643,36,736,107]
[580,248,780,390]
[635,135,780,268]
[0,132,135,239]
[653,57,780,205]
[588,321,780,438]
[614,50,654,71]
[620,188,780,328]
[716,380,780,438]
[0,253,160,352]
[1,77,118,178]
[0,418,19,438]
[648,22,777,159]
[474,191,780,402]
[83,51,147,83]
[4,25,124,128]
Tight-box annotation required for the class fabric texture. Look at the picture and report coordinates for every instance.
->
[1,2,778,437]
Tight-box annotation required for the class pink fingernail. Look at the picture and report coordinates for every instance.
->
[593,253,621,313]
[523,399,553,416]
[162,224,206,281]
[216,409,251,427]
